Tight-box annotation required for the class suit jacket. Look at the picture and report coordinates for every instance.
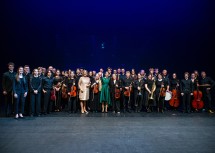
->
[2,71,16,92]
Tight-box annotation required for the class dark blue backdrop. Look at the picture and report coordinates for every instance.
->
[1,0,215,79]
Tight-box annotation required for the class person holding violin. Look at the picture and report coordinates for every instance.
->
[66,71,77,113]
[180,72,193,113]
[100,71,111,113]
[122,71,133,113]
[109,74,121,113]
[90,74,101,113]
[133,73,145,113]
[199,71,215,113]
[155,73,166,113]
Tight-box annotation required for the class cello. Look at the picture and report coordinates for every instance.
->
[61,84,68,99]
[192,81,204,110]
[169,81,180,108]
[115,83,120,99]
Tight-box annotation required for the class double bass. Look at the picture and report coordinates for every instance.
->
[192,81,204,110]
[169,81,180,108]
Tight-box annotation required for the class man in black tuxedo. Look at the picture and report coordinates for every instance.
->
[2,62,16,117]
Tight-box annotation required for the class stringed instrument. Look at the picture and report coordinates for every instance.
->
[50,89,56,101]
[93,83,99,94]
[169,81,180,108]
[192,81,204,110]
[61,84,68,99]
[115,83,120,99]
[70,80,77,97]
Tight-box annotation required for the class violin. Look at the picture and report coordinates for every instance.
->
[169,81,180,108]
[93,83,99,94]
[50,89,56,101]
[124,86,132,97]
[70,82,77,97]
[192,81,204,110]
[159,82,166,97]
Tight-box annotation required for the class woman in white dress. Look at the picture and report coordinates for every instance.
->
[78,70,91,114]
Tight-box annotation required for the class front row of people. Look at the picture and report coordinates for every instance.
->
[2,64,215,119]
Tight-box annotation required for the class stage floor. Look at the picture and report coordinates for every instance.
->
[0,111,215,153]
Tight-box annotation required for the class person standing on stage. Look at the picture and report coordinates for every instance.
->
[100,71,111,113]
[42,70,54,115]
[109,74,121,113]
[78,70,91,114]
[13,67,28,119]
[199,71,215,113]
[2,62,16,117]
[133,73,145,112]
[30,69,42,117]
[122,71,133,113]
[180,72,193,113]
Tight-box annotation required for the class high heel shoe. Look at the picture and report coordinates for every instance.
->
[84,110,89,114]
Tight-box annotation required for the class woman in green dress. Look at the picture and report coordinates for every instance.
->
[100,71,111,112]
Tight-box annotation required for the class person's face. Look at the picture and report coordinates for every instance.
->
[194,71,199,76]
[113,70,117,74]
[126,72,130,78]
[89,72,93,76]
[38,69,42,75]
[148,75,152,80]
[191,73,195,79]
[24,67,30,74]
[105,72,109,77]
[33,69,39,76]
[173,73,176,79]
[155,69,159,74]
[201,72,206,78]
[108,69,111,74]
[117,69,121,73]
[42,68,46,74]
[8,64,14,71]
[158,74,162,79]
[93,71,96,75]
[140,70,145,75]
[19,67,24,74]
[76,69,80,74]
[71,72,74,77]
[138,74,141,79]
[112,74,116,80]
[47,71,52,77]
[83,70,87,76]
[48,66,53,71]
[56,70,60,76]
[100,69,103,73]
[122,69,125,74]
[150,70,154,74]
[185,74,189,79]
[162,70,167,76]
[98,72,102,78]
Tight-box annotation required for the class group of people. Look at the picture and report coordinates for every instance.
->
[2,62,215,119]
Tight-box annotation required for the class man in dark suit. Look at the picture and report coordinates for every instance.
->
[2,62,16,117]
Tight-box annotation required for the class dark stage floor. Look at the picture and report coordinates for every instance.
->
[0,111,215,153]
